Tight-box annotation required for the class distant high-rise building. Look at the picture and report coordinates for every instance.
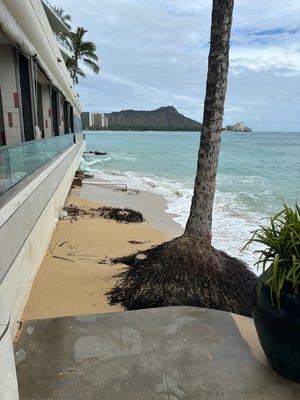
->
[81,112,108,129]
[81,112,92,129]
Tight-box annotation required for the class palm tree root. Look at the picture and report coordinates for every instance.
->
[106,235,257,317]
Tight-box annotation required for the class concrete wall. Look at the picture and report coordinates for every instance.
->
[3,0,81,115]
[0,44,22,146]
[0,139,85,338]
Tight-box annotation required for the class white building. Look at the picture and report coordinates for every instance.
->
[81,111,108,129]
[0,2,85,398]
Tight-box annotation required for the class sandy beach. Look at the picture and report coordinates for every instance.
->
[22,182,181,321]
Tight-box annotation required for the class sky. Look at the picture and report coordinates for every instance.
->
[59,0,300,131]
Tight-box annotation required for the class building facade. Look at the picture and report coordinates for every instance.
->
[0,0,82,148]
[0,2,85,397]
[81,111,108,129]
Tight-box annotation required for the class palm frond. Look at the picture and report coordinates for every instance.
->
[80,50,98,61]
[76,67,86,77]
[65,26,99,84]
[83,58,100,74]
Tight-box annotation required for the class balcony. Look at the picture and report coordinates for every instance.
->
[41,0,70,35]
[41,0,73,61]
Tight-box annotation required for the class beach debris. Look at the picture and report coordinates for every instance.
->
[74,170,94,181]
[127,240,152,245]
[94,206,144,223]
[115,185,140,195]
[75,170,85,179]
[83,150,101,154]
[52,255,75,263]
[59,240,68,247]
[84,150,107,155]
[72,177,82,187]
[84,173,94,179]
[63,205,80,214]
[17,320,23,331]
[62,203,144,224]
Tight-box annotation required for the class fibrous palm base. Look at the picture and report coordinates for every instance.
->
[106,235,257,317]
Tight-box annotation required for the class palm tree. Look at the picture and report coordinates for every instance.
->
[66,27,99,85]
[107,0,257,316]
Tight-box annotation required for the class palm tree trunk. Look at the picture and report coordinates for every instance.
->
[184,0,234,244]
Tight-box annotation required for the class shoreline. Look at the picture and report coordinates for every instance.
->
[75,180,184,239]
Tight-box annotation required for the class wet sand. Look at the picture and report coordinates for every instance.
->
[76,181,183,238]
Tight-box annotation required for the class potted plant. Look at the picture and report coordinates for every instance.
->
[243,203,300,383]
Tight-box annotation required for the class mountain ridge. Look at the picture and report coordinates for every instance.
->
[104,106,202,131]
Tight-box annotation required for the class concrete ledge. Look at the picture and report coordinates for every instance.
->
[15,307,300,399]
[0,302,18,400]
[0,140,85,337]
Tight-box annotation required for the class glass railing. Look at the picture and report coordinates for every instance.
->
[0,134,74,194]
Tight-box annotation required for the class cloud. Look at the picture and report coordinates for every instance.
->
[59,0,300,130]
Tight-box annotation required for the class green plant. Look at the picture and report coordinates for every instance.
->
[66,27,99,85]
[243,203,300,306]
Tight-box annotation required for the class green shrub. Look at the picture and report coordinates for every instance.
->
[243,203,300,307]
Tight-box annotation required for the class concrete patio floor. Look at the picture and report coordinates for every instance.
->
[14,306,300,399]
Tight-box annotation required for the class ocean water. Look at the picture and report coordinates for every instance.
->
[81,130,300,271]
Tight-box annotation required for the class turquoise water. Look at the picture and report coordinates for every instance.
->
[81,130,300,270]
